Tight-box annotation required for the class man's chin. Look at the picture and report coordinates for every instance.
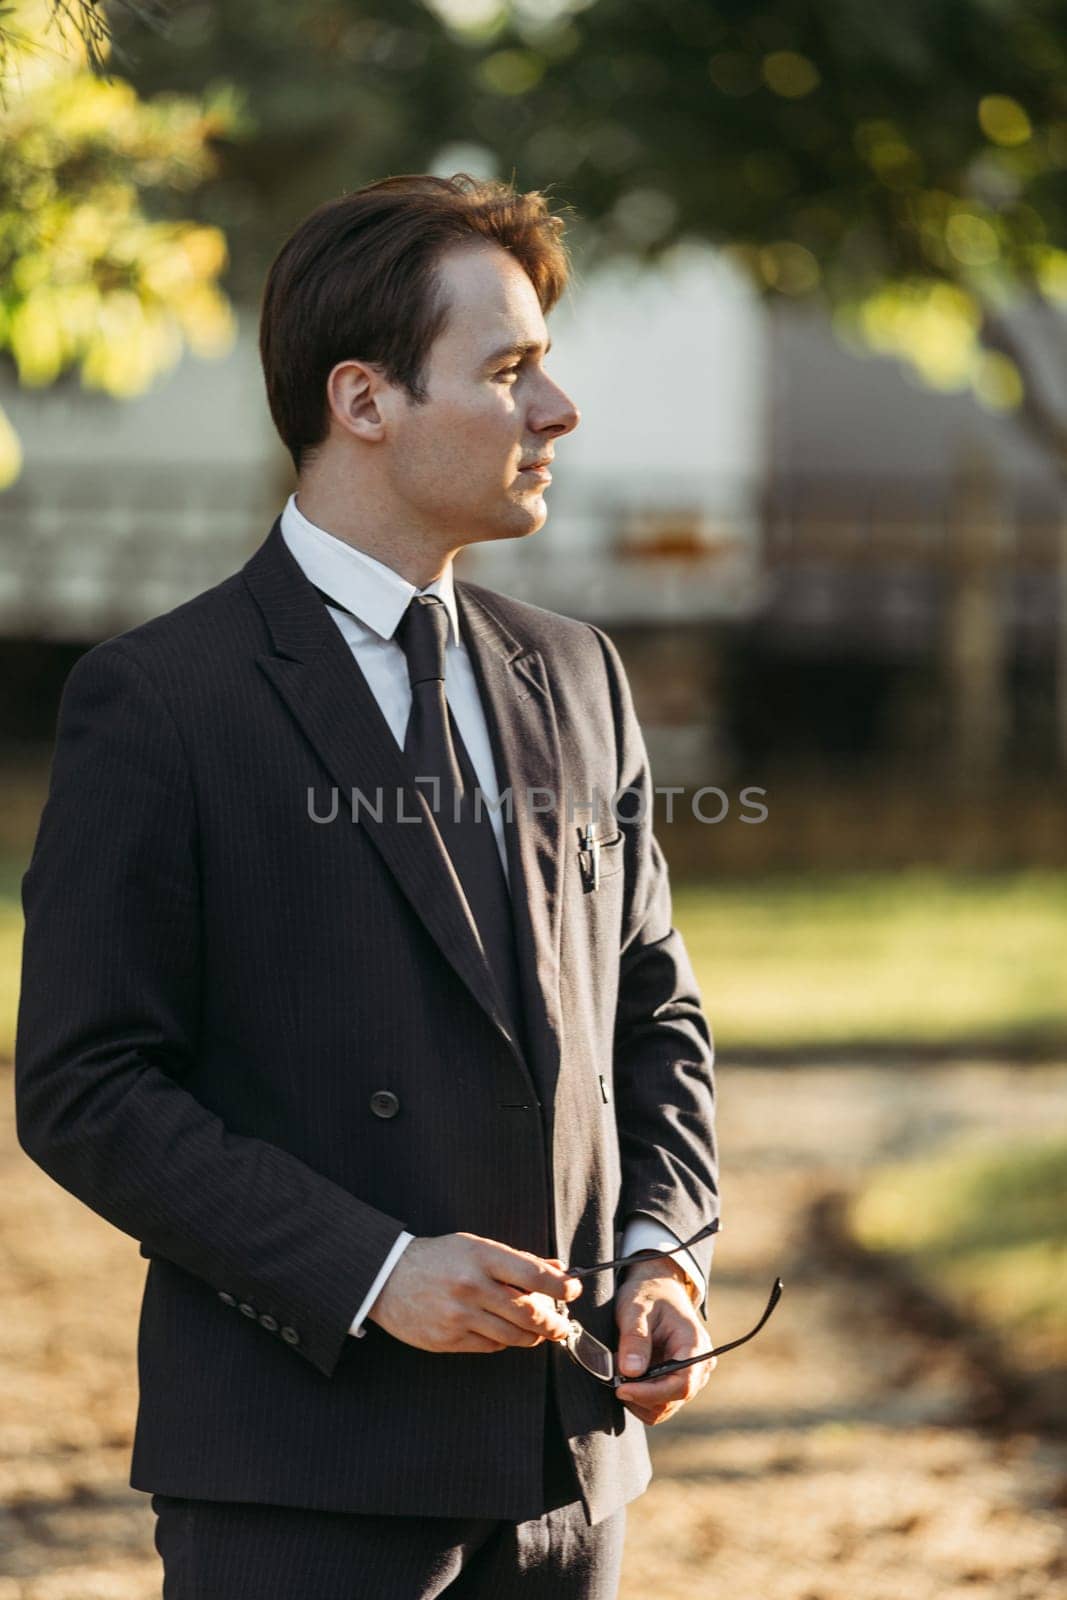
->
[467,506,547,546]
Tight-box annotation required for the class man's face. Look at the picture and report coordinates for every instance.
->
[380,241,580,548]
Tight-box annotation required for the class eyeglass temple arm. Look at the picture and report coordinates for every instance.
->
[566,1217,722,1280]
[617,1277,784,1386]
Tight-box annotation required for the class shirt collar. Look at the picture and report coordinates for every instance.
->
[279,491,460,646]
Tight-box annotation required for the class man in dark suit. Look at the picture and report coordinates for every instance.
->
[14,174,719,1597]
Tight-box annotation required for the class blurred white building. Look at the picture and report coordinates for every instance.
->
[2,244,1062,779]
[0,243,769,644]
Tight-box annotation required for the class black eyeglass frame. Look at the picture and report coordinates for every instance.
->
[557,1217,784,1389]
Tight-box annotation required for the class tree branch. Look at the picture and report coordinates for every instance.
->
[977,299,1067,491]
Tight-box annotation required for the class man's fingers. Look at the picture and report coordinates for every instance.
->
[482,1284,572,1341]
[471,1308,547,1349]
[615,1366,700,1424]
[464,1333,511,1353]
[483,1241,583,1303]
[619,1397,685,1426]
[615,1350,715,1409]
[615,1305,654,1381]
[614,1371,689,1405]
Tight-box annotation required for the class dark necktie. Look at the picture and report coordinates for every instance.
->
[393,594,527,1048]
[314,583,527,1054]
[395,600,570,1499]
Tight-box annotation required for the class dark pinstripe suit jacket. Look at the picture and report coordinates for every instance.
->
[14,516,718,1527]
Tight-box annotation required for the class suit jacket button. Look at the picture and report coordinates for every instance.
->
[281,1326,300,1346]
[238,1302,257,1318]
[259,1313,279,1332]
[370,1090,400,1119]
[218,1291,236,1306]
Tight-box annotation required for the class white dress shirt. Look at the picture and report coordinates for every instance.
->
[279,493,708,1337]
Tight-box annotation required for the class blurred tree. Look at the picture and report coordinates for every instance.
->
[104,1,489,299]
[108,0,1067,473]
[444,0,1067,473]
[0,0,245,485]
[0,0,169,80]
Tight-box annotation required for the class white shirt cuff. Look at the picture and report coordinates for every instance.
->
[349,1230,415,1338]
[620,1214,707,1307]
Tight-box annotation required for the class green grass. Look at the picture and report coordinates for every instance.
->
[849,1137,1067,1366]
[0,855,24,1066]
[3,863,1067,1063]
[674,869,1067,1054]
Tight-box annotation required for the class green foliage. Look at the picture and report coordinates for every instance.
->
[476,0,1067,433]
[105,0,489,301]
[850,1137,1067,1361]
[111,0,1067,452]
[0,0,171,82]
[0,0,246,484]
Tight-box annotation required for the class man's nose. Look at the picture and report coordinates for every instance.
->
[539,382,581,436]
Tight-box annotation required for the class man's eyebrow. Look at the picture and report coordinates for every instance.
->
[483,336,553,367]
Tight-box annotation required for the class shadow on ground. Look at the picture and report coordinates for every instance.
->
[1,1061,1064,1599]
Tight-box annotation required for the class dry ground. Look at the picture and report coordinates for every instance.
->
[1,1061,1064,1599]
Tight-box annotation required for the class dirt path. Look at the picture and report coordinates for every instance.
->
[622,1062,1067,1600]
[1,1062,1064,1599]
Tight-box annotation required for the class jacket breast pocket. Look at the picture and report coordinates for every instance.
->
[577,827,625,892]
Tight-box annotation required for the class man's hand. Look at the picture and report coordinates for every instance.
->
[368,1233,583,1354]
[613,1257,716,1425]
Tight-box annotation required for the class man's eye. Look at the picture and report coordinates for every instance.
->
[496,365,522,380]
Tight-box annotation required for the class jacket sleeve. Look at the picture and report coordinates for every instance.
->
[14,639,408,1380]
[587,623,720,1316]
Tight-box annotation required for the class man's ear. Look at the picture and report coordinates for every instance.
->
[325,358,387,444]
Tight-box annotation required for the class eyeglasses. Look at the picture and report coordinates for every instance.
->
[556,1218,784,1389]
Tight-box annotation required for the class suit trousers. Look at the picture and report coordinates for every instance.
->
[151,1494,625,1600]
[150,1360,628,1599]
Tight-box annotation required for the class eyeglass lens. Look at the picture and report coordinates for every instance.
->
[566,1321,615,1382]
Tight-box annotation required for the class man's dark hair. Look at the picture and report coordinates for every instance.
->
[259,172,573,474]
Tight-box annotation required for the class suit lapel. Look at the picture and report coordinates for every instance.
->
[456,581,566,1112]
[243,519,515,1051]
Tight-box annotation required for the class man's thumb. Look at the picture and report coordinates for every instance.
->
[617,1314,652,1378]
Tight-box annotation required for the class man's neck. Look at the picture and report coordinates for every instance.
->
[293,485,455,589]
